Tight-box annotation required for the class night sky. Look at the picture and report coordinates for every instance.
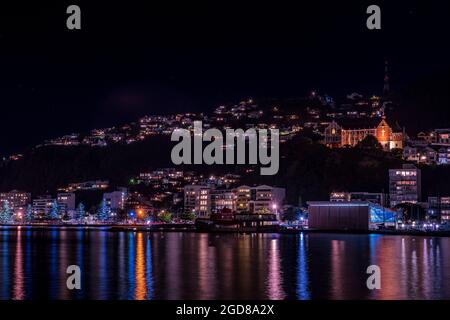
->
[1,1,450,154]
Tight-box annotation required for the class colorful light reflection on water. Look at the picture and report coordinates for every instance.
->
[1,228,450,300]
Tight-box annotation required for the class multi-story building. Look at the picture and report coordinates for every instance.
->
[183,185,212,218]
[57,193,76,210]
[211,189,236,214]
[389,164,421,207]
[248,185,285,214]
[103,189,127,211]
[428,196,450,222]
[235,185,251,213]
[57,193,76,216]
[0,190,31,209]
[184,184,286,217]
[32,196,54,219]
[230,185,285,214]
[324,118,404,150]
[250,185,273,213]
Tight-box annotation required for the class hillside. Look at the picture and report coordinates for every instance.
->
[3,133,450,205]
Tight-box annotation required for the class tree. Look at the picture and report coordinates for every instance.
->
[180,211,196,221]
[48,200,60,221]
[25,204,33,223]
[390,148,404,159]
[96,199,110,222]
[75,203,85,222]
[356,135,383,150]
[158,211,172,223]
[0,201,12,224]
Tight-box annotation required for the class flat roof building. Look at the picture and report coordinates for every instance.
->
[428,196,450,222]
[389,164,421,207]
[308,201,397,231]
[0,190,31,209]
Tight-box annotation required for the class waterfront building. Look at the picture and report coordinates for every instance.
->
[235,185,251,213]
[250,185,285,214]
[57,193,76,211]
[57,193,76,217]
[0,190,31,209]
[32,195,54,219]
[103,189,127,211]
[233,185,285,214]
[389,164,421,207]
[250,185,275,214]
[324,118,404,150]
[211,188,236,214]
[183,185,212,218]
[428,197,450,222]
[308,201,397,231]
[184,184,286,218]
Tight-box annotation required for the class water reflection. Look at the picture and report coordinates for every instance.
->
[267,238,285,299]
[13,229,24,300]
[296,233,310,299]
[1,229,450,299]
[135,233,146,300]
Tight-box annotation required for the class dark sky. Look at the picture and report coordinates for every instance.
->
[1,1,450,154]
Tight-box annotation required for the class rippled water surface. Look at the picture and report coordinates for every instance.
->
[1,228,450,299]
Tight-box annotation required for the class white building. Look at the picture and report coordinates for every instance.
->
[184,185,212,218]
[184,184,286,217]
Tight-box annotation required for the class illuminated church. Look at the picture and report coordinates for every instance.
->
[324,118,404,150]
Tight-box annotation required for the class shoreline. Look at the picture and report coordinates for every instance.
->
[1,224,450,237]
